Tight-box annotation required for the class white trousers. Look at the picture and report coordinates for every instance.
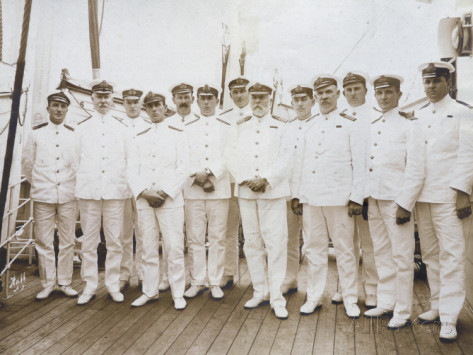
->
[34,200,76,288]
[185,199,229,286]
[223,184,240,278]
[239,197,287,307]
[284,200,301,288]
[368,198,414,319]
[120,198,143,282]
[303,205,358,305]
[416,202,466,324]
[137,205,186,299]
[78,199,124,294]
[355,215,378,296]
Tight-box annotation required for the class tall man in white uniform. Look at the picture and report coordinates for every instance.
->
[331,72,379,307]
[127,92,188,310]
[362,75,424,329]
[22,90,78,300]
[285,85,318,295]
[227,82,291,319]
[183,85,231,300]
[219,77,252,288]
[415,62,473,342]
[74,80,130,305]
[119,88,150,291]
[292,75,364,318]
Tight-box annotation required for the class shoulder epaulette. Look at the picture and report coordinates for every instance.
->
[373,106,382,112]
[216,117,231,125]
[287,117,297,123]
[419,102,430,110]
[33,122,48,130]
[168,125,183,132]
[77,117,91,125]
[220,108,233,115]
[237,115,252,125]
[137,127,151,136]
[185,116,200,126]
[371,115,383,124]
[272,115,286,123]
[339,111,357,121]
[64,124,74,131]
[113,116,128,127]
[194,113,200,119]
[143,118,152,124]
[399,111,417,120]
[456,99,473,109]
[306,113,320,123]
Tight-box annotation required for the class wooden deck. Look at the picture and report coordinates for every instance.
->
[1,255,473,355]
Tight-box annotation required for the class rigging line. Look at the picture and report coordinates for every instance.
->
[99,0,105,36]
[332,28,369,75]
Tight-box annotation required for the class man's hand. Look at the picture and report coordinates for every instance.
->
[140,189,165,208]
[247,177,268,192]
[191,171,209,187]
[348,201,362,217]
[456,190,472,219]
[202,180,215,193]
[396,205,411,225]
[362,199,369,221]
[291,198,303,216]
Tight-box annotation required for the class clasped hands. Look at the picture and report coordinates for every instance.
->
[140,189,169,208]
[191,171,215,193]
[240,176,269,193]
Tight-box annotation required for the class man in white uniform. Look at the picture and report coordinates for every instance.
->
[22,90,78,300]
[292,75,364,318]
[285,85,318,295]
[127,91,188,310]
[219,77,252,289]
[331,72,379,307]
[119,88,150,291]
[415,62,473,342]
[183,85,231,300]
[75,80,130,305]
[362,75,424,329]
[227,82,291,319]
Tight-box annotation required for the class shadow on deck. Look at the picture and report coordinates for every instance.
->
[0,256,472,354]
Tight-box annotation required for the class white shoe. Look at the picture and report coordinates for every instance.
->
[439,322,457,342]
[109,291,124,303]
[281,284,298,295]
[418,309,439,324]
[244,297,269,309]
[345,303,360,319]
[174,297,187,310]
[184,285,207,298]
[219,276,234,289]
[272,305,288,319]
[365,294,377,308]
[364,307,393,318]
[77,293,96,305]
[159,280,170,292]
[36,285,55,300]
[131,294,159,307]
[300,300,322,315]
[210,286,224,300]
[119,280,130,292]
[331,292,343,304]
[57,285,78,298]
[387,317,412,330]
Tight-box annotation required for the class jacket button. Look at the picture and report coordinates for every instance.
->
[102,170,105,173]
[56,144,59,147]
[56,170,59,173]
[255,155,258,158]
[205,144,208,147]
[56,157,59,160]
[369,168,373,172]
[374,143,377,146]
[256,168,259,172]
[56,132,59,135]
[57,183,60,186]
[205,157,209,160]
[378,131,381,135]
[255,142,259,145]
[371,156,374,159]
[312,170,316,174]
[298,127,302,130]
[425,140,428,144]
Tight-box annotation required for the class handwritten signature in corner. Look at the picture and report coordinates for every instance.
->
[9,272,27,293]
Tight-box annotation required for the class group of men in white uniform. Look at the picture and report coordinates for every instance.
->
[22,60,472,343]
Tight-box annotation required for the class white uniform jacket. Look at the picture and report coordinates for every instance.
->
[292,109,365,206]
[123,116,151,139]
[183,113,231,200]
[365,108,425,212]
[416,96,473,203]
[283,114,318,197]
[220,105,252,125]
[74,111,131,200]
[166,111,199,128]
[126,121,189,209]
[22,122,76,204]
[227,113,291,200]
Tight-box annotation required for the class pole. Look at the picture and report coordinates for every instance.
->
[239,41,246,76]
[88,0,101,80]
[219,23,230,110]
[0,0,32,240]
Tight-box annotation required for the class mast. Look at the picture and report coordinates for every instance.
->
[88,0,101,80]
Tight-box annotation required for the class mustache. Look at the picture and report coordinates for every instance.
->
[179,103,189,108]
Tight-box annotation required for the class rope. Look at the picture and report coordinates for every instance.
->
[0,0,3,62]
[0,0,32,239]
[88,0,101,76]
[99,0,105,36]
